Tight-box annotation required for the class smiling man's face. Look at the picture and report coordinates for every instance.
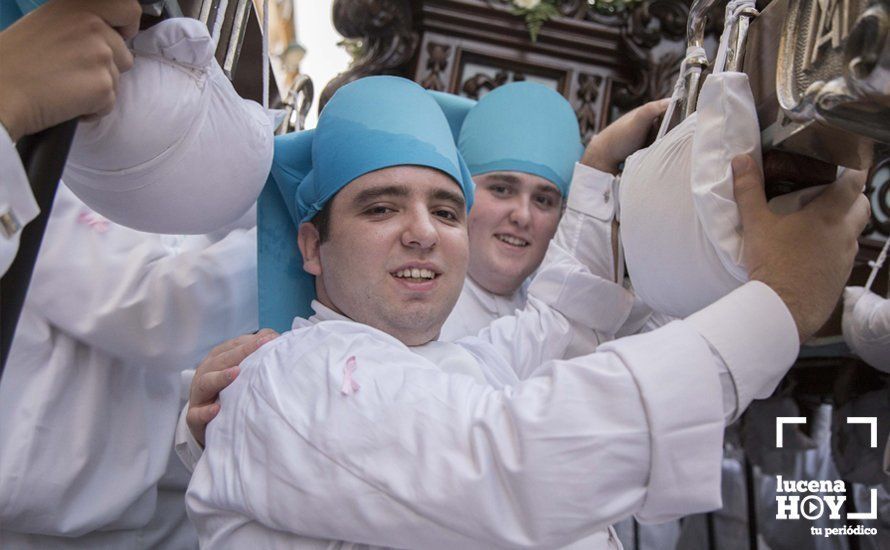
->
[467,171,563,296]
[298,165,469,346]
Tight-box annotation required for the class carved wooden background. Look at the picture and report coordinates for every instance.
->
[320,0,698,143]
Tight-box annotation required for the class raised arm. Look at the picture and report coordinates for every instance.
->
[26,186,258,367]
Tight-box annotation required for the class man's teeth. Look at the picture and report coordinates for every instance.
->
[393,268,437,280]
[497,234,529,247]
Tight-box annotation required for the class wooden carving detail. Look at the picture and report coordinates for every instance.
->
[419,42,451,91]
[481,0,693,108]
[322,0,705,126]
[462,71,507,99]
[484,0,690,42]
[319,0,419,111]
[575,73,602,140]
[614,0,695,108]
[624,0,690,48]
[461,70,526,99]
[612,49,683,110]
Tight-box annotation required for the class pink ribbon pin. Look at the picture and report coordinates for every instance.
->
[77,212,110,233]
[340,356,360,396]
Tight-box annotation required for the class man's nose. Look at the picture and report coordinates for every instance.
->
[508,195,532,228]
[402,210,438,249]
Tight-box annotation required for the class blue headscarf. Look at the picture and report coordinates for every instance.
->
[258,76,475,332]
[454,82,583,197]
[1,0,40,30]
[427,91,476,142]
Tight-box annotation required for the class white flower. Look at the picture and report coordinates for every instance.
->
[514,0,542,9]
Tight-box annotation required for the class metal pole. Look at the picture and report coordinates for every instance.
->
[744,455,759,550]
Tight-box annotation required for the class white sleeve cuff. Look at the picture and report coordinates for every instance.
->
[0,122,39,236]
[173,370,204,473]
[686,281,799,413]
[604,321,725,522]
[567,162,617,221]
[552,163,620,281]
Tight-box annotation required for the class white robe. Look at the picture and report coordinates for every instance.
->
[186,221,799,550]
[0,185,258,547]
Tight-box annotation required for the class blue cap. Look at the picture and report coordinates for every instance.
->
[1,0,41,30]
[458,82,583,196]
[258,76,475,331]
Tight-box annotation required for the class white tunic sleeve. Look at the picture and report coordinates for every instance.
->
[0,121,39,276]
[554,162,620,281]
[187,284,798,549]
[25,185,258,366]
[842,286,890,371]
[468,241,636,379]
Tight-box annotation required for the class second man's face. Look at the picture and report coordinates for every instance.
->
[467,171,563,296]
[303,166,470,346]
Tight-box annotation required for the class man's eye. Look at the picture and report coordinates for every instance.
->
[489,185,510,196]
[434,209,458,221]
[534,195,556,208]
[365,206,395,216]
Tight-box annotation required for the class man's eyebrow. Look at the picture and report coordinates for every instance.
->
[535,184,562,197]
[484,173,522,185]
[352,185,411,206]
[430,188,466,208]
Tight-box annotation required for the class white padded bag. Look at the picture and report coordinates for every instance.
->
[62,18,273,234]
[619,71,761,317]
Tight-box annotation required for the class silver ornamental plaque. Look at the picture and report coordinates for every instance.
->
[752,0,889,168]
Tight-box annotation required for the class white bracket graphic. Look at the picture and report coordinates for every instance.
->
[849,489,878,520]
[846,417,878,448]
[776,417,807,448]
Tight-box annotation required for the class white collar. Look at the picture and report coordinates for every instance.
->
[463,276,529,317]
[299,300,459,354]
[307,300,350,324]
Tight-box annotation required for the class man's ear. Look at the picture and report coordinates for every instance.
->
[297,222,322,276]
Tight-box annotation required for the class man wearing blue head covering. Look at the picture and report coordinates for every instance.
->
[432,82,667,349]
[185,74,868,549]
[438,82,586,340]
